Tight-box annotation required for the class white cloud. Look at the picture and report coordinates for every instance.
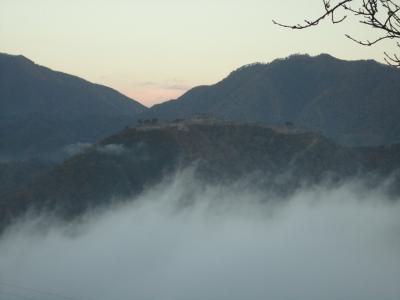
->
[63,142,92,156]
[97,144,126,155]
[0,171,399,300]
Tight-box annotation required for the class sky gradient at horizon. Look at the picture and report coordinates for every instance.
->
[1,0,397,106]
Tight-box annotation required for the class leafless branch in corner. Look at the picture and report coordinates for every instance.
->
[273,0,400,67]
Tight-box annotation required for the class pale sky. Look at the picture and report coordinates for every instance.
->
[1,0,397,106]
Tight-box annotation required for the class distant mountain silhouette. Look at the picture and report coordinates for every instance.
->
[140,54,400,146]
[0,53,147,160]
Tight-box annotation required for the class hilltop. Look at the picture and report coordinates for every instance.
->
[3,119,400,230]
[0,53,147,161]
[139,54,400,146]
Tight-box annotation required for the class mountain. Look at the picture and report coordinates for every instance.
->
[2,119,399,230]
[0,53,147,161]
[0,160,54,196]
[139,54,400,146]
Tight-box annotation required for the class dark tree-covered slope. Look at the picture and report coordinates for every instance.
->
[3,120,400,230]
[0,53,147,161]
[140,54,400,146]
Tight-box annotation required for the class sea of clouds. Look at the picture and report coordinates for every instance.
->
[0,170,400,300]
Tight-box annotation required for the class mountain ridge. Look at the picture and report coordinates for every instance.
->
[140,54,400,146]
[2,119,400,231]
[0,53,147,161]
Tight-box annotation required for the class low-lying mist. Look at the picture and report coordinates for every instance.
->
[1,170,400,300]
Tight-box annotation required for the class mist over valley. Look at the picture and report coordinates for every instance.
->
[1,170,400,300]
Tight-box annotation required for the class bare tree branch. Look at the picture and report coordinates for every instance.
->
[272,0,352,29]
[273,0,400,67]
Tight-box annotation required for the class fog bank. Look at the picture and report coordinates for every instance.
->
[1,172,400,300]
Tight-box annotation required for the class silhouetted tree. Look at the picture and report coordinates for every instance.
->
[273,0,400,66]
